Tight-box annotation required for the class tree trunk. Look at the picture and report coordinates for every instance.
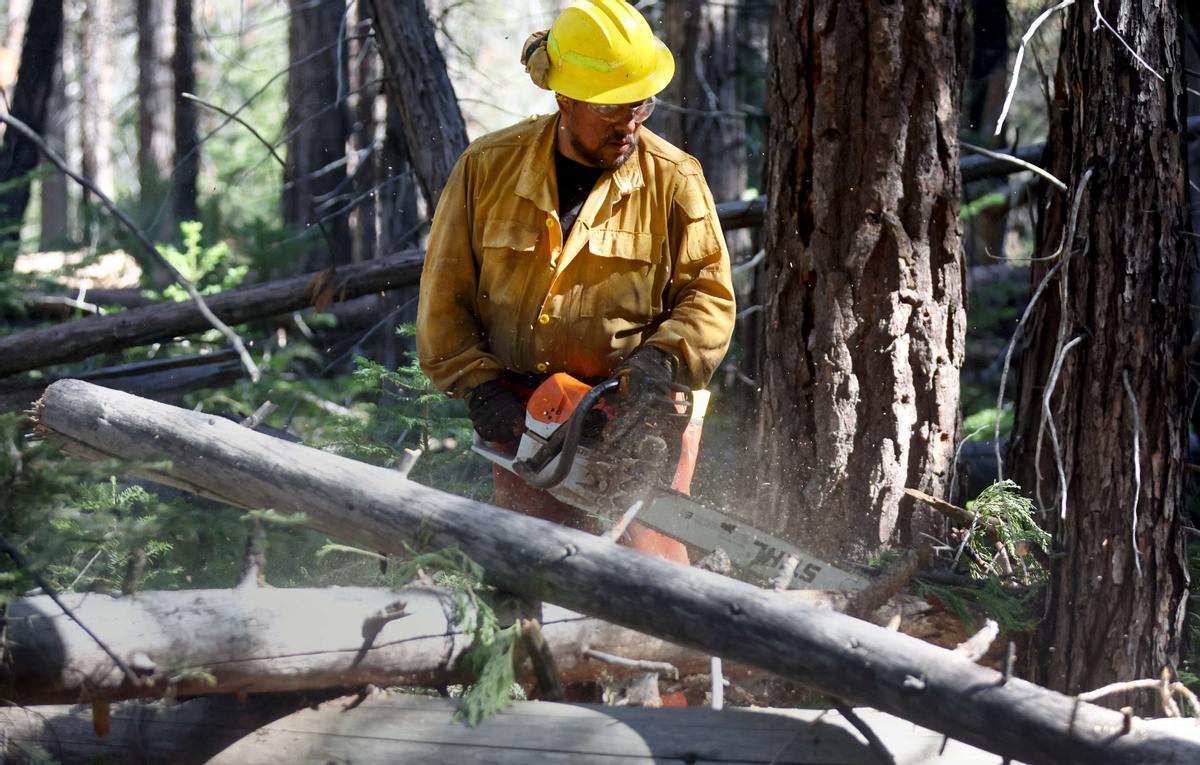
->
[1007,1,1190,701]
[284,0,351,271]
[77,0,115,210]
[349,2,378,263]
[961,0,1010,266]
[363,0,466,206]
[658,0,745,209]
[0,0,64,269]
[136,0,173,238]
[172,0,198,224]
[756,1,967,562]
[32,380,1200,765]
[0,249,424,378]
[39,53,69,247]
[379,98,423,256]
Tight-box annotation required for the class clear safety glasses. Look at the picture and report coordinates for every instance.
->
[585,97,657,124]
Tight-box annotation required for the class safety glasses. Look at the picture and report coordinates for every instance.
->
[585,97,656,124]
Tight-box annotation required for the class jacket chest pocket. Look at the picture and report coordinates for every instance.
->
[477,219,541,316]
[579,228,664,320]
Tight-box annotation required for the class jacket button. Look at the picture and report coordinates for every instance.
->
[538,313,551,325]
[536,362,548,372]
[545,217,554,228]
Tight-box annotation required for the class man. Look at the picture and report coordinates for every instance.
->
[416,0,735,561]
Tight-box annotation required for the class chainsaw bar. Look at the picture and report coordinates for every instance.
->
[471,373,872,592]
[636,491,872,591]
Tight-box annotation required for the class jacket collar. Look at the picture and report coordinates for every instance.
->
[514,113,645,216]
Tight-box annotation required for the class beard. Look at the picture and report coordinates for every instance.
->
[566,129,639,170]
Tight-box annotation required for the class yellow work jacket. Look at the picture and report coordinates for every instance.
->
[416,113,735,398]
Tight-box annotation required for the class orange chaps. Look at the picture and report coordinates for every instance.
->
[491,465,689,564]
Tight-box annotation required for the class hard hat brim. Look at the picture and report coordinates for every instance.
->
[548,36,675,105]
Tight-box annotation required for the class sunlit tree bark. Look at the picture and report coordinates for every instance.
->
[1007,0,1190,700]
[757,0,967,562]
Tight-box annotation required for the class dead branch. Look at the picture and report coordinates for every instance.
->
[582,646,680,680]
[832,700,897,765]
[844,549,922,619]
[954,620,999,663]
[520,618,565,701]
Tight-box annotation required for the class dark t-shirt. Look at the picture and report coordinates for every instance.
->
[555,151,605,237]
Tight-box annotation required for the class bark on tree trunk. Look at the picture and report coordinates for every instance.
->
[363,0,467,206]
[1007,0,1190,701]
[284,0,351,271]
[756,0,967,561]
[172,0,198,224]
[32,380,1200,765]
[0,0,64,269]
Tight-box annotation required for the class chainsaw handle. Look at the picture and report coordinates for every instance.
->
[513,378,620,489]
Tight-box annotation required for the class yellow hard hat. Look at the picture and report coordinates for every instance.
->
[545,0,675,105]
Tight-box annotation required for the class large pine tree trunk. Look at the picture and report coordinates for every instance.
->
[284,0,351,271]
[172,0,199,224]
[0,0,64,269]
[756,1,967,561]
[363,0,466,206]
[1007,1,1190,698]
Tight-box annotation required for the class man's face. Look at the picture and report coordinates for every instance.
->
[556,96,655,169]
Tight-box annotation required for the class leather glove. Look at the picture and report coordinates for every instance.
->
[467,380,526,445]
[614,346,675,397]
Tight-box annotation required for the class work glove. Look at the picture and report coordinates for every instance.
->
[614,346,676,398]
[604,346,676,447]
[467,380,526,445]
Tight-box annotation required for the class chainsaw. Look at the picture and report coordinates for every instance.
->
[473,373,870,591]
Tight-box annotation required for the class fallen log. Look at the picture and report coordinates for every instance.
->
[0,250,424,379]
[3,585,717,704]
[0,693,329,765]
[33,380,1200,765]
[0,350,243,414]
[3,584,981,705]
[0,694,1026,765]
